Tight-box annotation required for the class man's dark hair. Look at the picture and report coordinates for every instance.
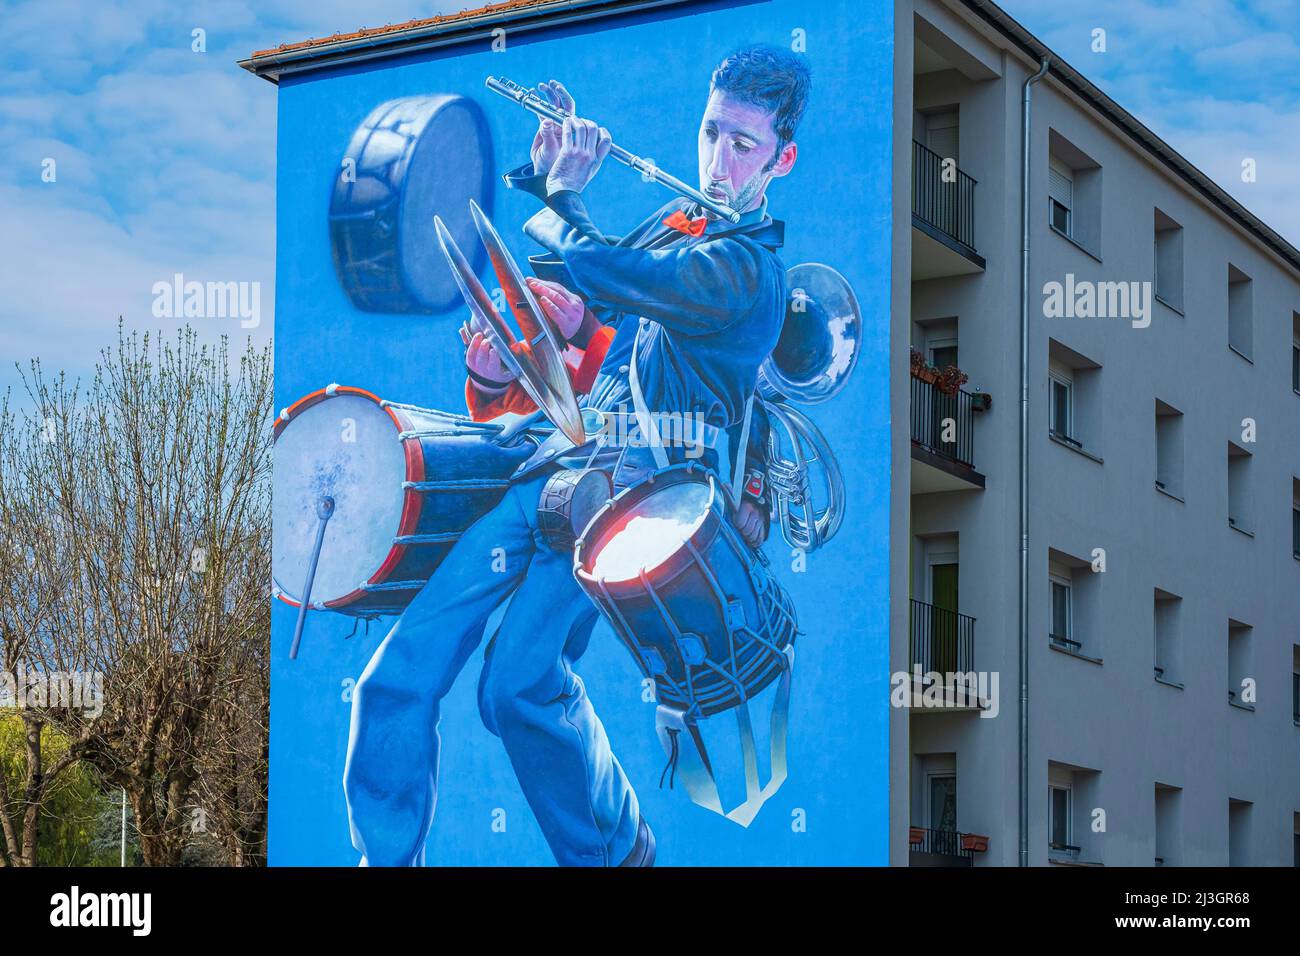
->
[710,45,812,156]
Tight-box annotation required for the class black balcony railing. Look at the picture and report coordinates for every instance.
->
[909,598,975,675]
[912,140,977,252]
[909,826,975,861]
[910,373,977,468]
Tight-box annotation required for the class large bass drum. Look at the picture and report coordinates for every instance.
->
[273,385,531,617]
[573,464,798,826]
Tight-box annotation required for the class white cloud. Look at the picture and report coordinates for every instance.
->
[0,0,466,399]
[999,0,1300,247]
[6,0,1290,401]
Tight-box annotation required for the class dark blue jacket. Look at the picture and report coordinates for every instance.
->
[505,163,786,431]
[504,165,783,505]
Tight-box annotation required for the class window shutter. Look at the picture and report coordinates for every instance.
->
[925,110,959,163]
[1048,164,1073,208]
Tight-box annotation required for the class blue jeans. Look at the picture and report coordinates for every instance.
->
[343,472,640,866]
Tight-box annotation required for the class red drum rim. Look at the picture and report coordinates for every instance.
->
[272,385,425,610]
[574,464,725,596]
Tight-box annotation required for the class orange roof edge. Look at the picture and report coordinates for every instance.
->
[249,0,558,59]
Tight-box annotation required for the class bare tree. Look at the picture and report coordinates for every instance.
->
[0,392,87,866]
[4,325,271,866]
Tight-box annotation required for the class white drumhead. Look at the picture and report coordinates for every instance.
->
[592,480,713,583]
[273,394,407,605]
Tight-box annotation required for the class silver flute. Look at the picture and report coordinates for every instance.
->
[485,75,742,225]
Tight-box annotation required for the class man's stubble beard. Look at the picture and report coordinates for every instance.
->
[706,150,778,218]
[730,172,767,214]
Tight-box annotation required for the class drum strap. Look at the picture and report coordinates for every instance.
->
[653,643,794,827]
[729,395,754,510]
[628,326,754,506]
[626,331,670,471]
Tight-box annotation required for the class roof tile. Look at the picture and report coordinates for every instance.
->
[250,0,556,58]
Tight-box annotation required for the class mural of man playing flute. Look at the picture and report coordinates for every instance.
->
[343,45,810,866]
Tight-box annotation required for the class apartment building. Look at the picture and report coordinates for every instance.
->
[241,0,1297,866]
[889,0,1300,866]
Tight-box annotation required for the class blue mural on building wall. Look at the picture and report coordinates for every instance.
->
[270,0,893,866]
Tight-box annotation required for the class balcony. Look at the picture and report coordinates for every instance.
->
[908,826,984,867]
[906,599,987,713]
[910,598,975,675]
[910,360,986,492]
[912,140,984,279]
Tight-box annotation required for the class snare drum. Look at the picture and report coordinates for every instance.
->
[574,464,796,716]
[573,464,798,826]
[273,385,531,617]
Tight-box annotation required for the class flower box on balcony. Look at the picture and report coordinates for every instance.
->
[909,826,925,845]
[960,833,989,853]
[909,349,969,395]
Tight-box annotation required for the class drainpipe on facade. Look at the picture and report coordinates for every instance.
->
[1020,54,1050,869]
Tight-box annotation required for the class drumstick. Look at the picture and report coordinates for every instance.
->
[290,495,335,660]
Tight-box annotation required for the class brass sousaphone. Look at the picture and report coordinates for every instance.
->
[758,262,862,553]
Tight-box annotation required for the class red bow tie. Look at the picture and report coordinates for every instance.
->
[663,210,708,237]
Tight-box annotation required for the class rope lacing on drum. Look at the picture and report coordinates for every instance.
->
[344,614,383,640]
[659,727,681,790]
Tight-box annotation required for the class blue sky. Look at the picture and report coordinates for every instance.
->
[1,0,1297,395]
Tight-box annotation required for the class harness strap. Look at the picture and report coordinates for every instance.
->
[653,643,794,827]
[627,331,670,471]
[729,394,754,509]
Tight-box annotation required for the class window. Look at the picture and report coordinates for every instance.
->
[1154,209,1184,311]
[1049,375,1074,444]
[1048,762,1101,862]
[1292,646,1299,723]
[1048,340,1102,455]
[1048,549,1099,658]
[1154,784,1182,866]
[917,534,961,674]
[1049,785,1072,852]
[1228,264,1253,360]
[912,752,957,851]
[930,342,958,370]
[922,108,959,165]
[1049,161,1072,235]
[1227,442,1253,533]
[929,773,957,832]
[1228,799,1252,866]
[1227,620,1253,708]
[1292,312,1299,393]
[1154,589,1182,685]
[920,317,959,371]
[1293,478,1300,558]
[1155,400,1184,498]
[1049,576,1074,649]
[1048,130,1102,257]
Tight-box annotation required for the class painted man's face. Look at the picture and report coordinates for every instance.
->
[697,90,797,216]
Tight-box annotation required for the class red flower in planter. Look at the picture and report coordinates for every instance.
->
[910,349,969,395]
[935,365,969,396]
